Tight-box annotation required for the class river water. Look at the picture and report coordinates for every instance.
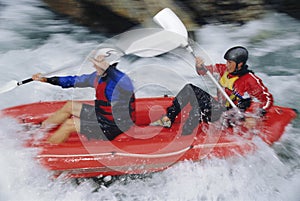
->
[0,0,299,201]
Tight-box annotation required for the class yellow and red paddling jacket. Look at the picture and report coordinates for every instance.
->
[197,63,273,114]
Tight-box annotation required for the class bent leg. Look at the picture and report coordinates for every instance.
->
[42,101,82,127]
[182,84,225,135]
[180,84,208,134]
[47,117,80,144]
[151,84,200,127]
[151,84,209,129]
[167,84,200,123]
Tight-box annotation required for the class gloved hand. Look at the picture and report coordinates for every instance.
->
[258,108,266,117]
[220,108,245,128]
[237,97,251,111]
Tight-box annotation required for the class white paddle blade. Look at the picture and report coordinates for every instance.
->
[125,30,187,57]
[153,8,188,40]
[0,80,18,94]
[116,28,186,57]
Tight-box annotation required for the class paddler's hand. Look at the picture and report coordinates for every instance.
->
[32,73,47,82]
[195,57,207,75]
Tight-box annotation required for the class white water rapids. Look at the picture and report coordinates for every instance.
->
[0,1,299,200]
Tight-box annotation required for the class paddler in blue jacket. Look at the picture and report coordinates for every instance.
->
[32,48,135,144]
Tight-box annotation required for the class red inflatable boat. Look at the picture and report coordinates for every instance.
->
[1,96,297,178]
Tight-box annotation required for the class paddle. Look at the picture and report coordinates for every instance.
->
[153,8,237,109]
[116,28,187,58]
[0,63,79,94]
[0,28,185,94]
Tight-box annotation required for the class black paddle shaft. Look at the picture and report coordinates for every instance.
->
[17,78,33,86]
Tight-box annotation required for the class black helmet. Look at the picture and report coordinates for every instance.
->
[224,46,248,64]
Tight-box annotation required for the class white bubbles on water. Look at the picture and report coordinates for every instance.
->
[0,0,299,200]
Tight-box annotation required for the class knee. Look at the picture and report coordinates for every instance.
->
[186,83,198,88]
[183,83,193,89]
[182,84,197,95]
[62,119,76,130]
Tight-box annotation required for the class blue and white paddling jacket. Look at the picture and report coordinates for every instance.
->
[46,64,135,133]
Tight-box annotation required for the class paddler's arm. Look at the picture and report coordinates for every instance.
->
[195,57,219,75]
[32,72,97,88]
[32,73,62,85]
[32,73,74,88]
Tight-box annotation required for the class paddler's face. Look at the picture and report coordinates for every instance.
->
[226,60,243,73]
[91,55,110,75]
[226,60,237,73]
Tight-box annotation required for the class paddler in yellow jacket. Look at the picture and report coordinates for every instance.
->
[150,46,273,135]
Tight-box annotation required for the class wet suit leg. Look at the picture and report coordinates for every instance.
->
[166,84,199,123]
[167,84,224,135]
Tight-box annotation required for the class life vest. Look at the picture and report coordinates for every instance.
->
[93,68,136,129]
[94,76,114,122]
[219,71,240,108]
